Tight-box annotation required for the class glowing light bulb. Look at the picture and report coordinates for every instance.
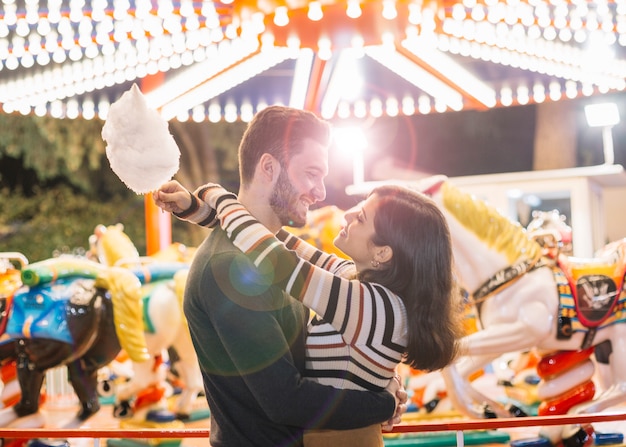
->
[500,87,513,106]
[382,0,397,20]
[318,37,332,60]
[347,0,362,18]
[274,6,289,26]
[308,2,323,21]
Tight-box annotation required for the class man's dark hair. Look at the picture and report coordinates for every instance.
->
[238,106,331,186]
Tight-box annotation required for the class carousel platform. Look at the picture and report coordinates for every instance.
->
[1,371,625,447]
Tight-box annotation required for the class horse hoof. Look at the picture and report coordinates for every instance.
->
[483,405,498,418]
[506,404,528,417]
[562,425,594,447]
[176,412,191,422]
[77,401,101,422]
[113,401,133,419]
[424,397,441,413]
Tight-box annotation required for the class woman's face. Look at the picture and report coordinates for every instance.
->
[334,193,381,271]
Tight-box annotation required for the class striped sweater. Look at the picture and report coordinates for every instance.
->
[176,183,408,391]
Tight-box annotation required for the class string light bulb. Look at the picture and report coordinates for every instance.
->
[347,0,362,19]
[274,6,289,26]
[308,1,323,21]
[382,0,398,20]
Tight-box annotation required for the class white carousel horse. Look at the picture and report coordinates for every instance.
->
[413,176,626,443]
[89,224,204,421]
[526,209,574,257]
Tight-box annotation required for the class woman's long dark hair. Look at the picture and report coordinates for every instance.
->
[358,185,465,371]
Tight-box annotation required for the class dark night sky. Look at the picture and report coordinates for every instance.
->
[325,103,537,208]
[323,91,626,209]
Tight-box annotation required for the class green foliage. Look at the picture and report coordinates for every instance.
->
[0,114,241,261]
[0,185,146,262]
[0,113,106,193]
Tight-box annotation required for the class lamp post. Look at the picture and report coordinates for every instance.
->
[584,103,620,165]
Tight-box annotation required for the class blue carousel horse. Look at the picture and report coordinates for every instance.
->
[0,256,149,429]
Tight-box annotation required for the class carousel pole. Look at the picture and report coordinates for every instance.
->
[141,73,172,256]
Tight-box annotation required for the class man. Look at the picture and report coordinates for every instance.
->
[155,106,404,447]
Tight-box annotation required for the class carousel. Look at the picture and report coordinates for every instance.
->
[2,1,626,446]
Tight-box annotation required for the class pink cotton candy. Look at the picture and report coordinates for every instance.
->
[101,84,180,194]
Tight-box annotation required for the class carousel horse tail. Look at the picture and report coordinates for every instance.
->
[95,266,150,362]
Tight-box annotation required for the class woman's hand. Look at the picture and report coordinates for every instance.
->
[153,180,192,214]
[381,372,408,432]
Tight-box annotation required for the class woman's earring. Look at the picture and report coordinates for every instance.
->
[371,260,380,268]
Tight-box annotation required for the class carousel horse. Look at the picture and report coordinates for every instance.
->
[526,209,574,257]
[0,253,30,409]
[89,224,203,423]
[413,176,626,444]
[0,255,149,429]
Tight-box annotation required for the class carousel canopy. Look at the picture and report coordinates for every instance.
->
[1,0,625,122]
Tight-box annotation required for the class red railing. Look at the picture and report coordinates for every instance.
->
[0,412,625,444]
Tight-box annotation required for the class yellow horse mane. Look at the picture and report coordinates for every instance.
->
[91,224,155,362]
[93,224,189,349]
[94,224,139,267]
[95,266,149,362]
[95,223,196,266]
[441,182,542,264]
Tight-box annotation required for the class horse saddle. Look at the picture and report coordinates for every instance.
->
[2,277,84,345]
[556,240,626,343]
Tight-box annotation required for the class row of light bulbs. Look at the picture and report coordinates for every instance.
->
[0,0,625,121]
[4,22,622,118]
[1,0,623,69]
[1,0,623,68]
[1,74,603,122]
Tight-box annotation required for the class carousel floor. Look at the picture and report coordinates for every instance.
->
[39,398,212,447]
[11,373,626,447]
[33,404,626,447]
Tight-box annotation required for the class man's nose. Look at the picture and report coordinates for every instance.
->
[312,181,326,202]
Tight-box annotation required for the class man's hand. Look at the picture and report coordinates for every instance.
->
[382,372,408,432]
[153,180,192,214]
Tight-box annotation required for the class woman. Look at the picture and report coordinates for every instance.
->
[154,181,465,446]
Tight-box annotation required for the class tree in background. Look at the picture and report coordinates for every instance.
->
[0,113,244,262]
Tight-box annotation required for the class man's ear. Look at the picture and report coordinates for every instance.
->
[259,153,279,182]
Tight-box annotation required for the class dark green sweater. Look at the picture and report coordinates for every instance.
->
[184,228,395,447]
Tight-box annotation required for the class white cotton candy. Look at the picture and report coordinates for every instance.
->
[101,84,180,194]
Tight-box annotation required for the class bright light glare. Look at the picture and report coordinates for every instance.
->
[333,126,367,153]
[585,102,620,127]
[333,127,368,185]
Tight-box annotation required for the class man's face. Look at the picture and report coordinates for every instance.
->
[270,139,328,228]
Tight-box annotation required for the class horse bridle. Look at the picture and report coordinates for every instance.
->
[468,254,549,307]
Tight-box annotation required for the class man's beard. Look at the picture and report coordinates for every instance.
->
[269,169,306,228]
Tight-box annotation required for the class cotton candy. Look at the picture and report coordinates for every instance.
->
[101,84,180,194]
